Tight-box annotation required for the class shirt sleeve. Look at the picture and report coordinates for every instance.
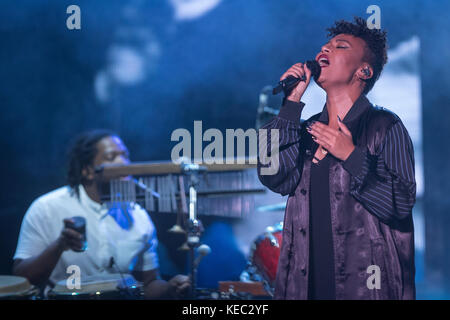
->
[257,99,305,196]
[342,120,416,223]
[13,200,52,260]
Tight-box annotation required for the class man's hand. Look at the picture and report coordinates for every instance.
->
[307,119,355,161]
[168,274,191,298]
[280,62,312,103]
[57,218,85,252]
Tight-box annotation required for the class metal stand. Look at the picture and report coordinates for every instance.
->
[181,162,206,299]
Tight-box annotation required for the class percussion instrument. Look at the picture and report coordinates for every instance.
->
[95,159,267,298]
[95,160,265,219]
[0,275,39,300]
[247,222,284,295]
[48,273,142,300]
[219,281,270,298]
[64,216,87,252]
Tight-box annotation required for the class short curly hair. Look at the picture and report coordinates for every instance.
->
[327,17,388,94]
[66,129,117,197]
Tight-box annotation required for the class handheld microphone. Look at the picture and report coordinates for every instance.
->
[272,60,321,95]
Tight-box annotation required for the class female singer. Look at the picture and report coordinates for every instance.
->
[258,17,416,300]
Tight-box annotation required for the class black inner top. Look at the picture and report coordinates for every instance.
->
[308,154,336,300]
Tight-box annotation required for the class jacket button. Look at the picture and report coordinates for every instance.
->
[305,150,312,156]
[300,189,307,195]
[301,268,307,276]
[299,227,306,235]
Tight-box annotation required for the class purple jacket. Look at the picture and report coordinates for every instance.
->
[258,95,416,300]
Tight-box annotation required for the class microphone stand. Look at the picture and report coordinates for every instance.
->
[181,162,206,299]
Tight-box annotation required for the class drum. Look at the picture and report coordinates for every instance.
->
[0,275,39,300]
[248,222,283,291]
[48,273,143,300]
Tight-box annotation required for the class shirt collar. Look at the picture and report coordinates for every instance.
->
[317,94,371,131]
[78,185,106,214]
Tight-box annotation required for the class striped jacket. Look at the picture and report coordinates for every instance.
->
[258,94,416,300]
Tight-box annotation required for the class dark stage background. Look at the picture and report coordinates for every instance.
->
[1,0,449,298]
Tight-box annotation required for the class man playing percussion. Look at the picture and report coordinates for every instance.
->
[12,129,190,299]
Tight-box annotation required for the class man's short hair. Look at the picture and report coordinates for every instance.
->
[327,16,388,94]
[66,129,117,197]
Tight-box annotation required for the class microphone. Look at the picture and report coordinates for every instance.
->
[272,60,321,95]
[193,244,211,268]
[109,256,131,295]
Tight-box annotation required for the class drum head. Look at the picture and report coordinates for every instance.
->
[50,273,139,298]
[0,275,33,298]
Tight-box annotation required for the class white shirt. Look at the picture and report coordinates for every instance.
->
[14,185,159,286]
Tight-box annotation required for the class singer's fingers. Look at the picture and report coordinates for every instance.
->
[290,63,304,70]
[281,70,299,81]
[311,121,340,137]
[290,64,306,75]
[309,127,334,142]
[280,69,304,81]
[312,136,332,150]
[280,63,305,81]
[288,63,311,83]
[303,63,313,80]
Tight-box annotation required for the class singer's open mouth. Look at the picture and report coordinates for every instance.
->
[317,54,330,67]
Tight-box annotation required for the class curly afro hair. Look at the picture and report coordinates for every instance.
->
[327,16,388,94]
